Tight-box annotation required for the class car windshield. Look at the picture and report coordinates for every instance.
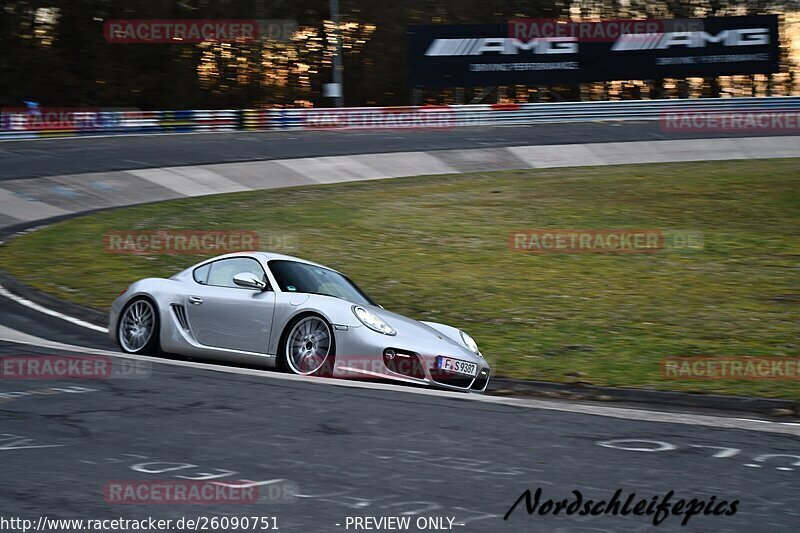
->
[268,260,375,306]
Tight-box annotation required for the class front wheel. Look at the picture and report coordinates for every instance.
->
[281,315,336,377]
[118,297,160,355]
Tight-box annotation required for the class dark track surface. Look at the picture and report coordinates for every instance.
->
[0,122,796,180]
[1,341,798,532]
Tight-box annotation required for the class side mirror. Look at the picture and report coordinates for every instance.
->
[233,272,267,291]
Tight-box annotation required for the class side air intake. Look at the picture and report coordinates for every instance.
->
[171,304,190,332]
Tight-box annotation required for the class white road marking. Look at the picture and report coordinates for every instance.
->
[597,439,677,452]
[0,323,797,437]
[689,445,741,458]
[0,284,108,333]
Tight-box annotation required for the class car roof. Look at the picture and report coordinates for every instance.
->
[203,251,334,272]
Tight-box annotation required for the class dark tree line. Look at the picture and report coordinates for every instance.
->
[0,0,796,109]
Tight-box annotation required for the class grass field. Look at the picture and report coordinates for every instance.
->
[1,159,798,398]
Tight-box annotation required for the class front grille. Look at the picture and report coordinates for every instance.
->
[429,370,474,389]
[383,350,425,379]
[471,368,490,390]
[171,304,190,331]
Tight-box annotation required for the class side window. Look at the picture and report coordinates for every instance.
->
[193,264,211,285]
[206,257,267,289]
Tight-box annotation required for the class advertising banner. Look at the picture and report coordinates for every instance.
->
[407,15,779,87]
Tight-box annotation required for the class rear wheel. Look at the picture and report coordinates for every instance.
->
[281,315,335,376]
[118,297,160,355]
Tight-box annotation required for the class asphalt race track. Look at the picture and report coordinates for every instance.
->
[1,337,799,532]
[1,121,797,180]
[1,126,799,532]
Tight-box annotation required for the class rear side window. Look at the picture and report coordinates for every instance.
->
[193,264,211,284]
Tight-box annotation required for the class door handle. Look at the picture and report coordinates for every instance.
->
[188,296,203,305]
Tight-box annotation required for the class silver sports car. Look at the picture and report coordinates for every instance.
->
[109,251,490,392]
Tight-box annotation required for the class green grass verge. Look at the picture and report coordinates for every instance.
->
[1,160,798,398]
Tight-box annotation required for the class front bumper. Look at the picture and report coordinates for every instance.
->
[332,325,490,393]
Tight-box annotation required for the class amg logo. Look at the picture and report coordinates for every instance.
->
[425,37,578,56]
[611,28,769,51]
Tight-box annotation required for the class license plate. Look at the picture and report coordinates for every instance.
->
[436,356,478,377]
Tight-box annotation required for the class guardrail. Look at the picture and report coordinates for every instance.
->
[1,96,798,139]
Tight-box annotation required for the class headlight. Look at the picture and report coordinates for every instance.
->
[460,330,480,354]
[353,306,396,335]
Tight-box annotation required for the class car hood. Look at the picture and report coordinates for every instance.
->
[362,304,480,359]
